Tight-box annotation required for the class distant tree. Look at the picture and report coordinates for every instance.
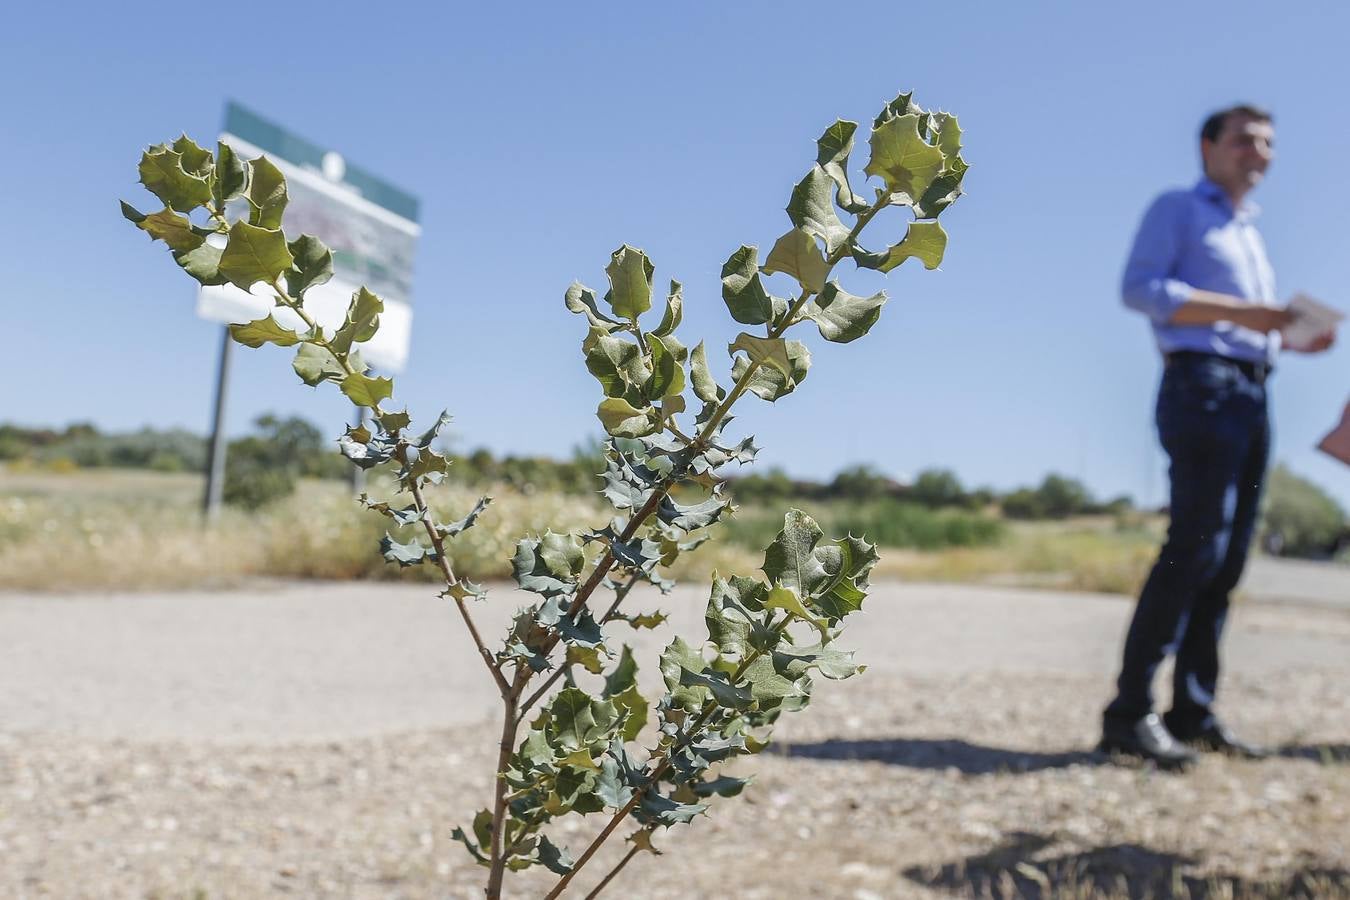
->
[1033,473,1093,518]
[731,466,798,503]
[1000,487,1044,520]
[224,414,344,509]
[908,467,968,508]
[828,463,894,500]
[1261,464,1346,558]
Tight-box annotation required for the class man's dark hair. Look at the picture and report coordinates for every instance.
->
[1201,104,1273,143]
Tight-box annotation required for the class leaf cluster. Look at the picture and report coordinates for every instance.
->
[123,87,964,898]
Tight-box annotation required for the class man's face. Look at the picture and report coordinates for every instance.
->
[1202,114,1275,194]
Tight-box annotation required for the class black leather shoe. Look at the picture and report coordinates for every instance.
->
[1097,713,1197,770]
[1167,719,1269,759]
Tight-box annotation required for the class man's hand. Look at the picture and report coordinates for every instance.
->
[1285,331,1337,354]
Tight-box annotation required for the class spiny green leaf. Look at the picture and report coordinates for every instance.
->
[412,409,453,449]
[171,135,213,176]
[376,408,412,432]
[292,343,347,386]
[612,684,648,742]
[852,220,948,272]
[513,532,584,597]
[214,141,247,206]
[549,687,621,752]
[246,156,288,229]
[761,227,828,294]
[567,644,606,675]
[442,579,488,602]
[705,576,762,657]
[537,836,574,875]
[652,280,683,337]
[343,427,397,469]
[585,328,650,399]
[340,371,394,408]
[728,333,792,379]
[597,755,636,808]
[565,282,623,329]
[124,204,203,252]
[731,339,811,402]
[173,242,227,286]
[771,641,864,681]
[689,341,722,404]
[660,636,710,712]
[764,585,828,634]
[804,281,887,343]
[138,144,213,212]
[644,333,686,401]
[381,533,431,567]
[229,315,305,348]
[405,446,450,483]
[692,775,751,798]
[787,165,852,255]
[331,287,383,355]
[657,491,731,531]
[914,154,968,218]
[813,533,878,623]
[864,113,944,206]
[451,824,489,866]
[763,509,829,598]
[762,510,878,624]
[638,792,706,827]
[286,235,334,298]
[603,645,639,696]
[931,111,962,157]
[720,246,777,325]
[816,119,865,213]
[739,654,809,704]
[557,607,605,649]
[360,494,422,525]
[604,245,654,322]
[218,221,293,290]
[873,90,917,128]
[119,200,146,225]
[597,398,659,438]
[438,495,491,538]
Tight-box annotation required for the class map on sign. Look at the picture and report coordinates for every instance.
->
[197,101,420,373]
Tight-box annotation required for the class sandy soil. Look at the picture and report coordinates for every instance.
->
[2,566,1347,898]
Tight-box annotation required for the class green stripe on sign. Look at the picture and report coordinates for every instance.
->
[223,100,420,223]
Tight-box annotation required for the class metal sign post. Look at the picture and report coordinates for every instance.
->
[202,326,233,522]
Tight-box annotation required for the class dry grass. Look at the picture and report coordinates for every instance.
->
[0,466,754,592]
[1,466,1164,595]
[876,519,1162,595]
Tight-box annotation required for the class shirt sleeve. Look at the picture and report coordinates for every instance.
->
[1121,192,1194,325]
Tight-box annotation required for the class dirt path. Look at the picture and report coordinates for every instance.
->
[2,575,1347,898]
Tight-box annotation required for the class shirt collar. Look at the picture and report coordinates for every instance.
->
[1195,176,1261,221]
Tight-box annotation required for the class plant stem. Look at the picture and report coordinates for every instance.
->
[485,669,525,898]
[583,838,645,899]
[262,275,510,696]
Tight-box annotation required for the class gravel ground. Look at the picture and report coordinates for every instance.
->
[2,568,1347,899]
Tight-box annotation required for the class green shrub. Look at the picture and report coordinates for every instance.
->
[1261,464,1346,558]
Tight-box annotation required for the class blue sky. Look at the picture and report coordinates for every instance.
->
[4,2,1349,507]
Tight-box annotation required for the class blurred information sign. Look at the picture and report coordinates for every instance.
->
[197,101,420,372]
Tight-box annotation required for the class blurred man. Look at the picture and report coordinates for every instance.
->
[1102,104,1334,768]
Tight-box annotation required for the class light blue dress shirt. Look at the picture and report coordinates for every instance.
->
[1121,177,1279,364]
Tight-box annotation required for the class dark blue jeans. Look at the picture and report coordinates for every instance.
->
[1104,353,1271,733]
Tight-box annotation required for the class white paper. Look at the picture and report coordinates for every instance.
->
[1282,293,1344,351]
